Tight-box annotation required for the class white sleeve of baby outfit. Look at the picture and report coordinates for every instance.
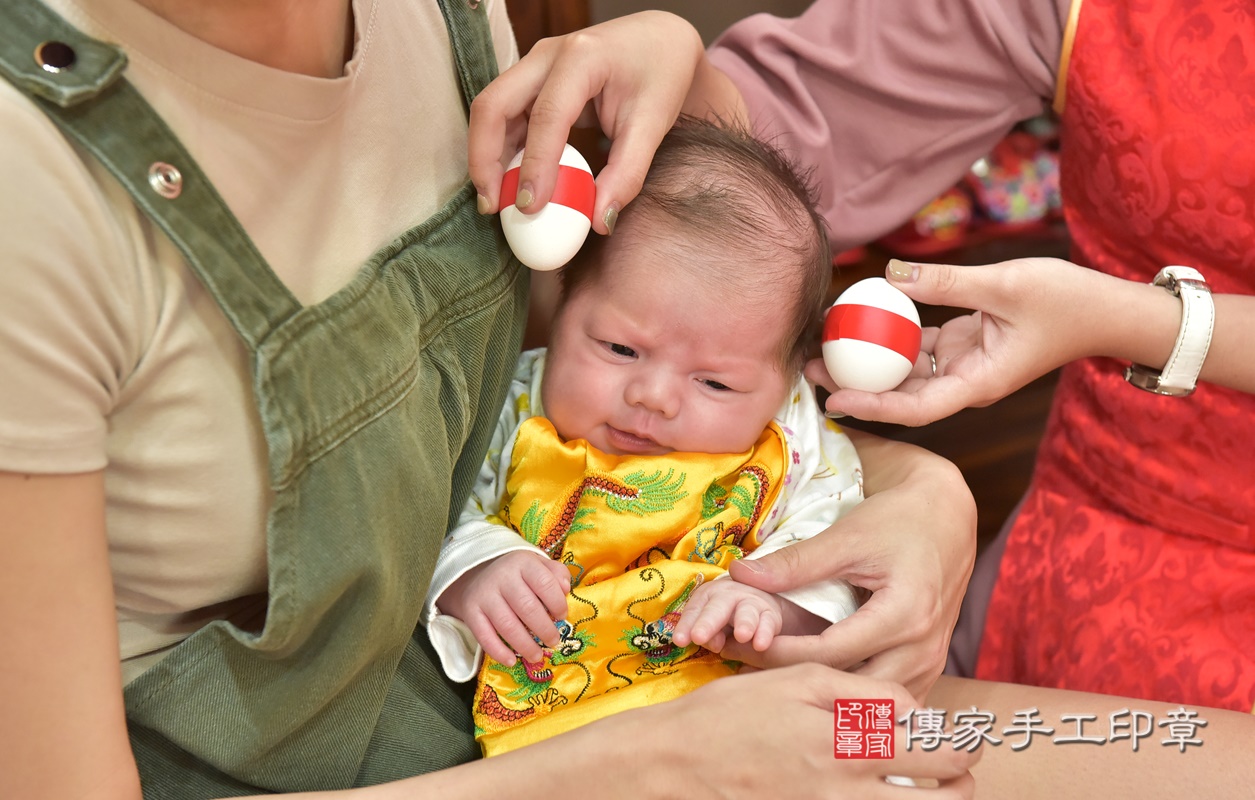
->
[750,378,865,623]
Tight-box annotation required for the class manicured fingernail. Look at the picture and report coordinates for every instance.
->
[476,193,491,215]
[603,204,619,235]
[737,560,764,575]
[516,183,534,209]
[887,258,918,282]
[825,410,847,419]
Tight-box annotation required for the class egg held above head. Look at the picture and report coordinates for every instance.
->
[822,277,922,393]
[499,144,596,271]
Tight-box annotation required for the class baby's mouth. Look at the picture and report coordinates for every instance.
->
[606,426,662,454]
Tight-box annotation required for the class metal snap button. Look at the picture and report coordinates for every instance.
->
[147,162,183,199]
[34,41,77,73]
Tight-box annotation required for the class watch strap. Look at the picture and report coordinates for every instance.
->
[1124,266,1214,396]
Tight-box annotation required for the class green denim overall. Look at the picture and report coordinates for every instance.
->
[0,1,527,795]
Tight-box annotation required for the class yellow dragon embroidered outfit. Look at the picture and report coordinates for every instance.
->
[422,349,863,755]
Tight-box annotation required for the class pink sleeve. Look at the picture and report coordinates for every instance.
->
[708,0,1071,249]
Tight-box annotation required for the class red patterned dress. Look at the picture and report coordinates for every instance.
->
[976,0,1255,711]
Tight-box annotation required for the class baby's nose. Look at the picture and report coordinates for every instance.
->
[624,372,679,419]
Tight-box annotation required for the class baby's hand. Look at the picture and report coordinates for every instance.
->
[437,551,570,665]
[672,579,785,653]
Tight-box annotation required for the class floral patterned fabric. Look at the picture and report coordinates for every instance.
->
[978,0,1255,712]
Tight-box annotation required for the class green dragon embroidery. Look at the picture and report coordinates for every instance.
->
[689,466,770,563]
[514,468,689,557]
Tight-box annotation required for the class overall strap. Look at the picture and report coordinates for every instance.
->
[0,0,125,106]
[438,0,501,109]
[0,0,300,351]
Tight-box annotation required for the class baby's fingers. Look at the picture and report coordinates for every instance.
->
[731,601,764,645]
[515,561,568,646]
[482,594,546,663]
[670,585,711,647]
[464,608,520,667]
[678,591,736,647]
[740,603,782,652]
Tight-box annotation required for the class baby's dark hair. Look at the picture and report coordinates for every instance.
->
[560,115,832,374]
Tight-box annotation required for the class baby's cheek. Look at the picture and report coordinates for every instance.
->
[546,401,584,442]
[541,361,597,441]
[692,406,772,454]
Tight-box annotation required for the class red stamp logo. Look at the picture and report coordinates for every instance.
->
[834,699,895,759]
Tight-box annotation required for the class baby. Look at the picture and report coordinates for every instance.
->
[422,117,863,755]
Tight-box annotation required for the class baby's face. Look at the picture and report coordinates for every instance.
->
[542,239,793,457]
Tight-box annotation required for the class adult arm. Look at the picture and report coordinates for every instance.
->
[708,0,1070,248]
[928,675,1255,799]
[0,80,149,800]
[235,665,975,800]
[0,471,144,800]
[727,429,977,701]
[825,258,1255,425]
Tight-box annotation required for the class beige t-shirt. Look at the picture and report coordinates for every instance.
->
[0,0,518,683]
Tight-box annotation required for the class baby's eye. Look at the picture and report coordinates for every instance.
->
[606,342,637,358]
[702,379,732,392]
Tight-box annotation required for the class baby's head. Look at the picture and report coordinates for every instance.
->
[541,116,831,456]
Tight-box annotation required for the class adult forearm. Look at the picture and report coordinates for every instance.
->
[230,717,638,800]
[1048,263,1255,394]
[0,470,144,800]
[928,676,1255,800]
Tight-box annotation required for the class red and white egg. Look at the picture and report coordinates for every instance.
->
[499,144,596,271]
[822,278,922,393]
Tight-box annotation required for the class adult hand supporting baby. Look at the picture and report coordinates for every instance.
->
[467,11,746,234]
[725,431,976,701]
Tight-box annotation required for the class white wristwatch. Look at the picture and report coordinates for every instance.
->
[1124,266,1214,397]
